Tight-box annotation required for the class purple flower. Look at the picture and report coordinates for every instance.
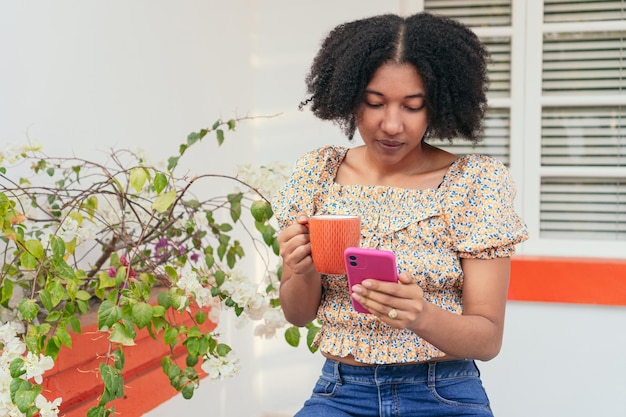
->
[154,237,170,259]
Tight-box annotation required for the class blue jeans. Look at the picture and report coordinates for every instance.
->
[295,359,493,417]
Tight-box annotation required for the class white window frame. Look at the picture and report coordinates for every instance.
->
[422,0,626,259]
[522,0,626,258]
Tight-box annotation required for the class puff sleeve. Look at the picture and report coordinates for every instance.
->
[448,155,529,259]
[271,146,331,230]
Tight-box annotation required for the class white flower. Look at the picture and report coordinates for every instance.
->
[23,352,54,384]
[75,219,97,244]
[0,356,24,417]
[175,265,213,309]
[0,321,25,344]
[36,397,61,417]
[0,337,26,363]
[220,270,258,306]
[254,308,287,339]
[35,394,61,417]
[236,163,291,198]
[200,351,239,380]
[58,216,79,242]
[0,142,42,165]
[207,298,222,324]
[192,211,209,231]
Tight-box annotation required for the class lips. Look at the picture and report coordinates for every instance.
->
[377,140,403,150]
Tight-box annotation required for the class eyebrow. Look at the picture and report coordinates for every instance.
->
[364,89,425,99]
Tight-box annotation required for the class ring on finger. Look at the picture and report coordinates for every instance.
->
[388,308,398,319]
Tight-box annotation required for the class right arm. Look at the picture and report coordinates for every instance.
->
[277,213,322,326]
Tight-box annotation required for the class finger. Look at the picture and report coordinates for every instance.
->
[296,212,310,225]
[398,271,413,285]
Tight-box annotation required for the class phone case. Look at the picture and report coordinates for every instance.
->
[344,247,399,314]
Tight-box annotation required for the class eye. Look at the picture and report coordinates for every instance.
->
[405,104,425,112]
[404,99,425,112]
[364,101,383,108]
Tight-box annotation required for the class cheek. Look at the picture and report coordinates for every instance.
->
[355,108,379,131]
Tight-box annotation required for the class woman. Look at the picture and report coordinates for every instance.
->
[273,12,528,417]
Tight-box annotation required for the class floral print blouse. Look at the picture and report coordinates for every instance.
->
[272,145,529,364]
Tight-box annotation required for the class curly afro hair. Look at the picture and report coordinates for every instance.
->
[301,12,490,143]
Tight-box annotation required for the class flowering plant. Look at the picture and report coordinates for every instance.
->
[0,118,318,417]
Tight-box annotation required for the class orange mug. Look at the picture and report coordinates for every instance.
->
[308,214,361,274]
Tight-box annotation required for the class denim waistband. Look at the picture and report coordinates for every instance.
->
[322,358,479,386]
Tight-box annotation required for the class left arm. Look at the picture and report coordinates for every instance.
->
[351,256,511,361]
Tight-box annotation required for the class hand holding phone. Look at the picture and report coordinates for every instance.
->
[344,247,399,314]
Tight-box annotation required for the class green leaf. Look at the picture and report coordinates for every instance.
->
[217,223,233,232]
[68,316,82,333]
[48,281,66,308]
[45,338,61,360]
[51,236,66,259]
[186,337,200,357]
[216,343,232,357]
[227,119,236,130]
[250,200,273,222]
[110,322,136,346]
[167,156,180,171]
[153,172,168,194]
[164,327,179,345]
[152,305,166,318]
[157,291,172,309]
[99,363,125,399]
[182,383,195,400]
[1,279,14,306]
[187,131,200,145]
[227,193,242,222]
[45,310,62,322]
[129,168,148,193]
[75,290,92,301]
[12,380,41,413]
[170,293,187,311]
[111,348,125,370]
[9,358,26,378]
[152,190,176,213]
[19,252,37,269]
[214,270,226,287]
[87,405,107,417]
[18,298,39,321]
[195,310,207,324]
[131,302,153,329]
[98,300,122,330]
[164,265,177,281]
[56,326,73,348]
[284,326,301,347]
[306,325,320,353]
[216,129,225,146]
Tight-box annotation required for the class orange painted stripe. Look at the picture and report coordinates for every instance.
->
[509,256,626,306]
[41,305,215,417]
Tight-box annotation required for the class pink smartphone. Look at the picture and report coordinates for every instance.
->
[344,247,399,314]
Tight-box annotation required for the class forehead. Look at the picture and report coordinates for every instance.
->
[366,63,425,95]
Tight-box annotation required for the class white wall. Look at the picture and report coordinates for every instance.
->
[2,1,626,416]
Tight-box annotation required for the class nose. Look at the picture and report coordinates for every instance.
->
[380,106,403,135]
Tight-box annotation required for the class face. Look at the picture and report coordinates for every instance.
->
[356,63,429,168]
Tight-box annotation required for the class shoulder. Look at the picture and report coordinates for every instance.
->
[442,154,517,208]
[291,145,350,178]
[298,145,349,165]
[446,154,511,186]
